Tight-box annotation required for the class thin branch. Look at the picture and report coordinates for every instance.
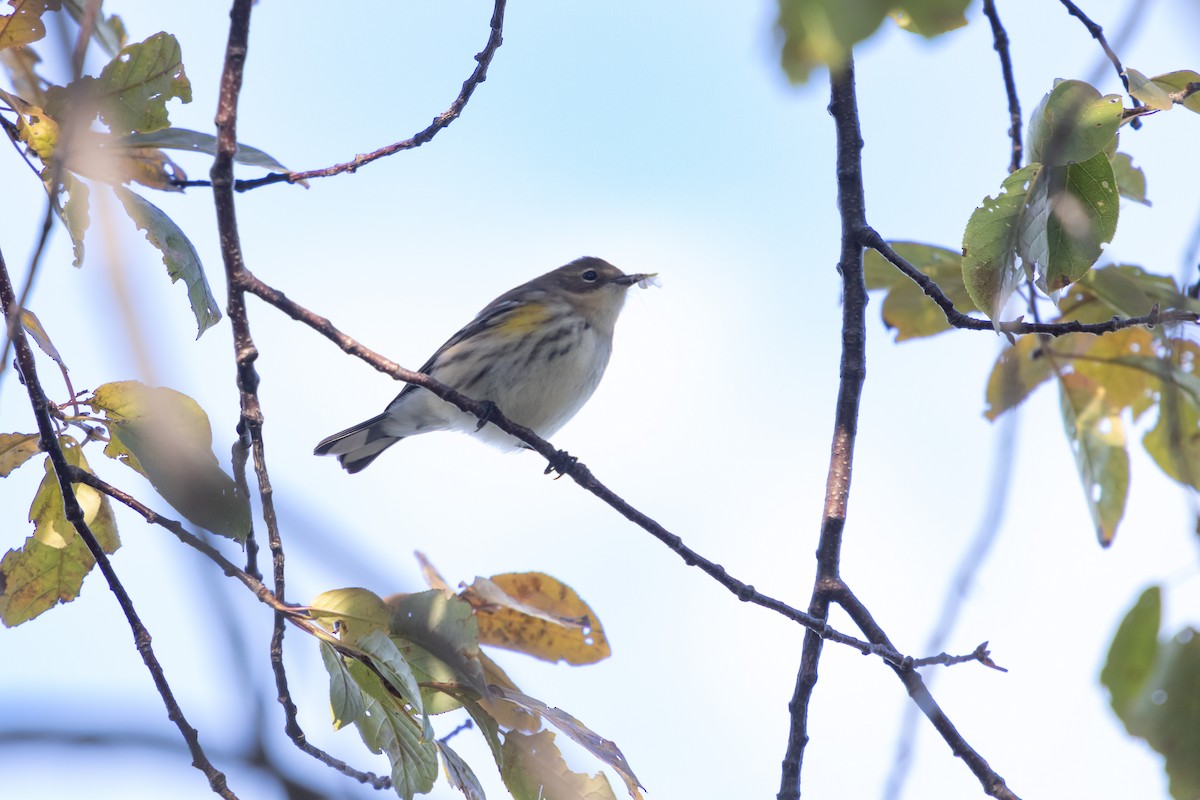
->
[210,3,395,789]
[0,246,236,799]
[230,267,912,663]
[1057,0,1143,118]
[177,0,507,193]
[777,60,870,800]
[836,586,1020,800]
[865,231,1199,335]
[980,0,1023,173]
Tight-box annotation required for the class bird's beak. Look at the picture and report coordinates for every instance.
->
[615,272,658,287]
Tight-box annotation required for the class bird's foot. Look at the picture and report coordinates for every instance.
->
[474,400,500,432]
[544,449,577,478]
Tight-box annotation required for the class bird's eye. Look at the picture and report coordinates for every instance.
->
[581,269,599,282]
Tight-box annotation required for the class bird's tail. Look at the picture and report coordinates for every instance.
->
[314,414,402,474]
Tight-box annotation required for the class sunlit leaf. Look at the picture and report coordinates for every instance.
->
[1070,327,1157,419]
[0,432,41,476]
[889,0,970,37]
[1143,387,1200,491]
[17,308,66,370]
[1150,70,1200,114]
[492,687,644,799]
[1059,372,1128,545]
[1125,68,1174,111]
[1027,79,1123,167]
[984,334,1053,420]
[1127,68,1200,114]
[775,0,891,83]
[114,186,221,337]
[0,0,62,51]
[387,590,488,697]
[91,32,191,135]
[0,437,119,626]
[1022,152,1119,292]
[355,629,431,740]
[962,165,1037,320]
[501,730,621,800]
[310,587,390,640]
[467,572,611,665]
[88,381,249,540]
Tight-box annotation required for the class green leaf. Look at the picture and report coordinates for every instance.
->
[1101,587,1200,800]
[1029,153,1119,291]
[17,308,66,371]
[1125,68,1175,111]
[1151,70,1200,114]
[961,165,1038,320]
[889,0,970,37]
[92,32,191,135]
[1102,587,1161,715]
[320,641,367,730]
[0,437,120,626]
[502,730,620,800]
[88,381,250,540]
[863,242,972,339]
[117,128,291,173]
[310,587,390,641]
[492,687,644,799]
[1143,386,1200,491]
[0,0,62,51]
[1027,79,1123,167]
[983,335,1054,420]
[1111,153,1149,205]
[775,0,891,84]
[356,629,432,741]
[1059,373,1129,546]
[114,186,221,337]
[1127,68,1200,114]
[388,590,489,698]
[0,432,41,476]
[348,661,439,800]
[437,740,487,800]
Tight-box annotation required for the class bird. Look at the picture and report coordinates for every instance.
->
[314,256,655,473]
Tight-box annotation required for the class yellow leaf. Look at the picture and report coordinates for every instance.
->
[467,572,611,665]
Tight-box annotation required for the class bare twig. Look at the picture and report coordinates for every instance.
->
[177,0,507,193]
[865,232,1199,334]
[981,0,1023,172]
[0,247,237,799]
[836,587,1020,800]
[1057,0,1144,120]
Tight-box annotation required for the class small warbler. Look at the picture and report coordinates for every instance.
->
[314,257,655,473]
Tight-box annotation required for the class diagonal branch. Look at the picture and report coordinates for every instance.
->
[179,0,507,193]
[0,247,237,799]
[231,268,914,663]
[1057,0,1143,119]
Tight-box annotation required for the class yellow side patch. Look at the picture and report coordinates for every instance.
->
[492,302,552,336]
